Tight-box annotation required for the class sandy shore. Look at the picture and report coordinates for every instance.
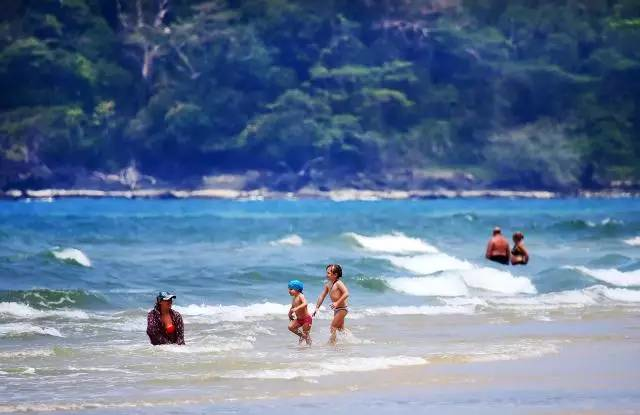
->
[2,187,638,200]
[39,332,640,415]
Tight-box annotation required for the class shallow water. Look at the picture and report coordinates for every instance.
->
[1,198,639,412]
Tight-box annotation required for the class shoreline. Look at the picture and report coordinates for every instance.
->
[1,187,639,201]
[6,314,639,414]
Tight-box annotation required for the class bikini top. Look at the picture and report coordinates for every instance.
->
[511,244,525,256]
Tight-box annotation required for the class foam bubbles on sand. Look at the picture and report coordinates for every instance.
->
[224,356,427,379]
[624,236,640,246]
[355,305,475,317]
[569,266,640,287]
[429,340,560,364]
[345,232,439,254]
[51,248,92,267]
[155,340,255,354]
[270,234,303,246]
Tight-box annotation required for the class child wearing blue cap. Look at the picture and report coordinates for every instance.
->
[287,279,312,345]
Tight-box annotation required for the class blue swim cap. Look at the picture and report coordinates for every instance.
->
[288,280,303,292]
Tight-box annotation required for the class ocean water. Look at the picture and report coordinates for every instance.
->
[1,198,639,413]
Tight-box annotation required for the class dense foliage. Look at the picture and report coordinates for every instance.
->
[1,0,639,190]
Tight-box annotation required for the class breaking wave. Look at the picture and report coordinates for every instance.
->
[568,266,640,287]
[0,302,90,319]
[0,323,64,337]
[0,289,108,310]
[50,248,92,267]
[345,232,439,254]
[270,234,303,246]
[624,236,640,246]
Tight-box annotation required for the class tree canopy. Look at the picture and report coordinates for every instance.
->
[1,0,639,191]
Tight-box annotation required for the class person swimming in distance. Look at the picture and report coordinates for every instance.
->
[313,264,349,345]
[511,231,529,265]
[485,227,510,265]
[146,291,185,345]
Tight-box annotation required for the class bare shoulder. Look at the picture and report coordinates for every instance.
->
[335,280,348,290]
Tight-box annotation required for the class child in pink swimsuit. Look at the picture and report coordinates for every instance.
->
[287,280,312,345]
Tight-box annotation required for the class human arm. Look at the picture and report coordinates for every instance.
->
[521,244,529,262]
[485,240,493,259]
[146,311,162,345]
[174,313,185,345]
[313,285,330,316]
[291,295,308,312]
[331,281,349,308]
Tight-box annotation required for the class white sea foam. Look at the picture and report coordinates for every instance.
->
[439,286,640,312]
[588,286,640,302]
[454,267,537,295]
[0,323,63,337]
[224,356,427,379]
[624,236,640,246]
[385,253,473,274]
[51,247,92,267]
[105,318,147,332]
[174,302,289,323]
[385,275,469,297]
[355,305,475,317]
[270,234,303,246]
[346,232,439,254]
[569,266,640,287]
[0,349,54,359]
[0,302,90,319]
[601,217,622,226]
[156,340,255,354]
[442,297,489,307]
[67,366,134,374]
[486,290,596,310]
[385,258,536,295]
[431,340,560,364]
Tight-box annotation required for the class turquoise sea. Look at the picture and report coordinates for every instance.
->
[1,198,639,413]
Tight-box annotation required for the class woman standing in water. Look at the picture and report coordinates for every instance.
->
[147,291,185,345]
[511,232,529,265]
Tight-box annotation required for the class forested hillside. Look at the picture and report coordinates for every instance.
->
[1,0,639,191]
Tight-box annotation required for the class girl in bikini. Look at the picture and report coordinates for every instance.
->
[313,264,349,345]
[510,231,529,265]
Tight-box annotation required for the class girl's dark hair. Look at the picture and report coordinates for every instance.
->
[326,264,342,279]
